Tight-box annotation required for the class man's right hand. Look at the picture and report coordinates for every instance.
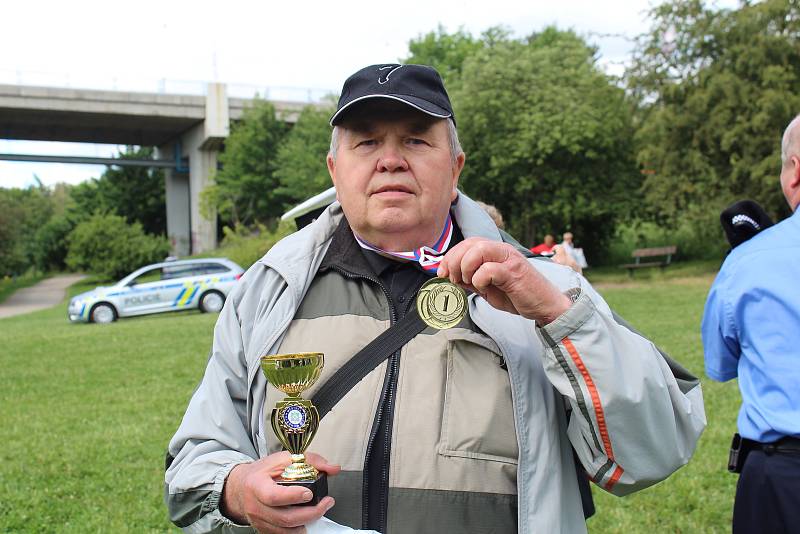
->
[221,451,340,533]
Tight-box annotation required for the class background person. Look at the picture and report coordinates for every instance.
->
[701,113,800,534]
[529,234,556,255]
[474,200,505,229]
[475,205,581,274]
[560,231,575,252]
[560,231,588,269]
[165,63,706,534]
[551,244,582,274]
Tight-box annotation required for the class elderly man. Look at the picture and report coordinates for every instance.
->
[702,114,800,534]
[165,64,705,534]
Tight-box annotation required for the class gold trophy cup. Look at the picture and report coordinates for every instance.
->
[260,352,327,505]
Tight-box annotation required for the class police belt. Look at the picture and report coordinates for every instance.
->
[745,436,800,455]
[729,433,800,472]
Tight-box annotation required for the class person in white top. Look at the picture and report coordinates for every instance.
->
[560,232,588,269]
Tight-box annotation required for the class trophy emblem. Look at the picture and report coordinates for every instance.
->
[260,352,327,505]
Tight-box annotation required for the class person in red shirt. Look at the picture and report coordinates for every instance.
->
[530,234,555,255]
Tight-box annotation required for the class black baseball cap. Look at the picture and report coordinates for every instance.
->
[720,199,774,249]
[330,64,455,126]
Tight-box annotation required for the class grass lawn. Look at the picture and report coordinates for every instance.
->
[0,280,217,532]
[588,273,740,533]
[0,271,741,532]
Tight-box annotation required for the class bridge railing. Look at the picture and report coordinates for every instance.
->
[0,69,335,103]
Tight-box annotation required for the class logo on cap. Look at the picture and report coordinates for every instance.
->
[732,214,760,229]
[378,64,403,85]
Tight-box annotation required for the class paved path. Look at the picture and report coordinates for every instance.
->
[0,274,87,318]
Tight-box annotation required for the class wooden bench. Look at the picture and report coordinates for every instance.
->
[620,246,677,276]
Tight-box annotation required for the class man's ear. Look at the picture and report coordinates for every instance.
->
[327,154,341,202]
[327,154,337,187]
[791,155,800,188]
[450,152,466,202]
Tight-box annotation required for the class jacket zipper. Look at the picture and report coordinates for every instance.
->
[373,295,416,530]
[327,266,398,531]
[375,332,400,530]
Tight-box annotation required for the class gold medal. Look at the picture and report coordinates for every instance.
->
[416,278,468,330]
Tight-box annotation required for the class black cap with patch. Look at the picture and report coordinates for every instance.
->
[720,199,774,249]
[330,64,455,127]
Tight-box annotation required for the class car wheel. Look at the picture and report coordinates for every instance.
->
[91,303,117,324]
[199,290,225,313]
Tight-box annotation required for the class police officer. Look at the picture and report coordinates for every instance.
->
[702,113,800,533]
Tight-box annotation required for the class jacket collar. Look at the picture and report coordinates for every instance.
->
[319,216,378,280]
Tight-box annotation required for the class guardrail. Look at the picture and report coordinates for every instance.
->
[0,69,335,103]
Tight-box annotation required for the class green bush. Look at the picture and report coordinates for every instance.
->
[66,213,170,281]
[212,220,295,270]
[33,215,75,271]
[601,215,728,267]
[0,186,53,276]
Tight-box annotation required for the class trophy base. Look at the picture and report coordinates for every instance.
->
[277,472,328,506]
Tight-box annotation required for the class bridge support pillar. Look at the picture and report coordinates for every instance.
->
[161,155,191,257]
[158,83,230,257]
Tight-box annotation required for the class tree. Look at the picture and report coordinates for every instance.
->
[454,27,639,255]
[204,99,289,227]
[65,213,169,280]
[405,26,484,88]
[33,215,74,272]
[273,101,337,209]
[0,183,55,276]
[628,0,800,227]
[68,146,166,236]
[405,25,511,90]
[0,193,27,276]
[97,147,166,235]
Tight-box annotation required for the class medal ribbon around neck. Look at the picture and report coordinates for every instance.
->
[354,214,453,274]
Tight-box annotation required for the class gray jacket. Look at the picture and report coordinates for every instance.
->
[165,193,706,533]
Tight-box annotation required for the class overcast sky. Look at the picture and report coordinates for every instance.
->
[0,0,736,189]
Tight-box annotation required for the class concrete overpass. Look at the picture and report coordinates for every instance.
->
[0,83,311,255]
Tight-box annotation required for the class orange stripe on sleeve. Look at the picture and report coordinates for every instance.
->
[562,336,625,485]
[562,337,616,459]
[605,466,624,491]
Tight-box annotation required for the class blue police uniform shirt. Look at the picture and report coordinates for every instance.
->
[701,209,800,443]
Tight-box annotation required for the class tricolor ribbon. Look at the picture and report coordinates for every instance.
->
[354,214,453,274]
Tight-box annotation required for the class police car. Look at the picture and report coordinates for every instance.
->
[68,258,244,324]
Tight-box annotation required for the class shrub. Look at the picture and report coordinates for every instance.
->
[66,213,170,280]
[33,215,75,271]
[0,186,52,276]
[214,220,295,270]
[601,217,728,267]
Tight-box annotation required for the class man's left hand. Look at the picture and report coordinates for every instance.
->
[437,237,572,325]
